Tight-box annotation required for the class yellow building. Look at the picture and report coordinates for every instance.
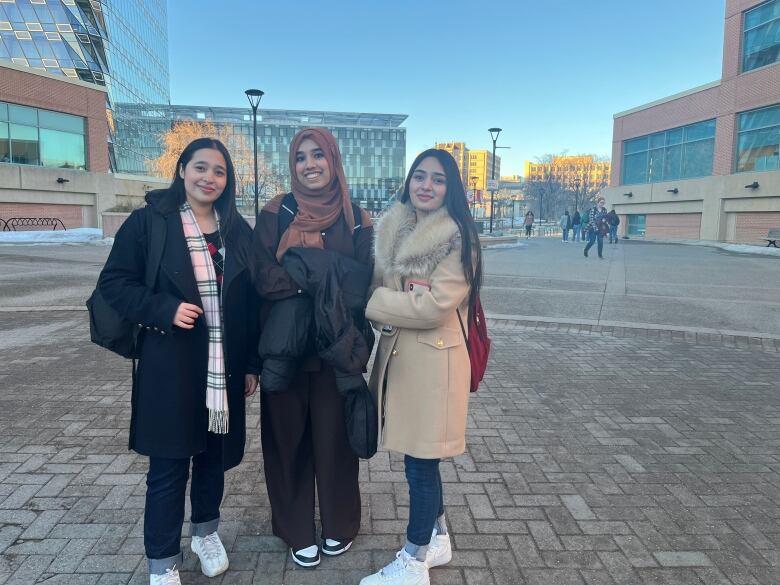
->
[524,155,610,190]
[468,150,501,192]
[435,142,469,187]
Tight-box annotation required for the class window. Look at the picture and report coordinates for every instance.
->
[736,103,780,172]
[743,0,780,72]
[0,101,85,170]
[621,120,715,184]
[627,215,646,237]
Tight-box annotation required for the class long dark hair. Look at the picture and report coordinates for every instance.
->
[167,137,244,244]
[400,148,483,312]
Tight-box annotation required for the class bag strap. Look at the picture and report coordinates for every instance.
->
[456,308,471,352]
[278,192,363,243]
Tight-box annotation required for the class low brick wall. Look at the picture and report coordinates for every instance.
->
[0,202,84,228]
[734,211,780,245]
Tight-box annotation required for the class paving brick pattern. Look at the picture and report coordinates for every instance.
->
[0,311,778,584]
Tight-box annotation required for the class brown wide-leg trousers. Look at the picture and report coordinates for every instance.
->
[260,365,361,550]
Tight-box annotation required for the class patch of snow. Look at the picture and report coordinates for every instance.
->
[0,228,111,246]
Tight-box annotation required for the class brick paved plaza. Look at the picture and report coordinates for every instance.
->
[0,241,779,584]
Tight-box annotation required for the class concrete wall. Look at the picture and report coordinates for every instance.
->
[0,164,167,229]
[604,170,780,243]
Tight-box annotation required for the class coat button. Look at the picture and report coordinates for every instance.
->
[160,331,166,335]
[391,349,398,356]
[436,338,444,348]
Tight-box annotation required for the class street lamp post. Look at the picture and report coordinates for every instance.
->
[470,175,479,219]
[244,88,264,218]
[573,177,581,212]
[488,127,502,234]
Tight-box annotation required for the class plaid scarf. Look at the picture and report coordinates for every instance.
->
[180,203,228,434]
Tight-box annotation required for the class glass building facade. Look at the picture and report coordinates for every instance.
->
[0,100,86,168]
[0,0,170,173]
[115,103,408,212]
[622,119,716,184]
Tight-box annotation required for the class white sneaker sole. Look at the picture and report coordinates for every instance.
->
[321,540,352,556]
[190,542,228,578]
[290,548,321,568]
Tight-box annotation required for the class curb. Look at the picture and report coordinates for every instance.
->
[486,313,780,352]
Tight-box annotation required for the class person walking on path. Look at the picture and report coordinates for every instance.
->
[559,210,571,242]
[584,197,608,259]
[523,210,534,238]
[360,149,483,585]
[571,210,582,242]
[252,128,374,568]
[98,138,260,585]
[606,209,620,244]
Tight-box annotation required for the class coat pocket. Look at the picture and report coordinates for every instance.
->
[417,327,462,350]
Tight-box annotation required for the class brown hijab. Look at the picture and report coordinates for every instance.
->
[276,127,355,261]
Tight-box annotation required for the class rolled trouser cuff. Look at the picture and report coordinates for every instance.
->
[190,516,219,537]
[148,551,182,575]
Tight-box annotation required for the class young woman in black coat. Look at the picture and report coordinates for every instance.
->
[99,138,260,585]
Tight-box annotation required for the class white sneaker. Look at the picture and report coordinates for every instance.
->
[290,544,321,567]
[359,549,429,585]
[191,532,229,577]
[426,529,452,568]
[150,565,181,585]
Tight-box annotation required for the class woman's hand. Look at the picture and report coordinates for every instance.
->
[244,374,259,397]
[173,302,203,329]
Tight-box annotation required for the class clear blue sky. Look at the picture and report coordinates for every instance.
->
[168,0,726,176]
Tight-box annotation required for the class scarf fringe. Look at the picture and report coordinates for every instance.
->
[209,408,229,434]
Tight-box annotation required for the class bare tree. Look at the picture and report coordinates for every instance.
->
[146,120,287,215]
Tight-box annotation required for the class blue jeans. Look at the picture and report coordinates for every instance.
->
[609,225,618,243]
[584,229,604,257]
[145,432,224,574]
[562,228,569,241]
[572,224,581,242]
[404,455,445,546]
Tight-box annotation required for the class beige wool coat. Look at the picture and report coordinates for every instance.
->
[366,201,471,459]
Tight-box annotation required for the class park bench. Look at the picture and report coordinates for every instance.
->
[1,217,66,231]
[764,228,780,248]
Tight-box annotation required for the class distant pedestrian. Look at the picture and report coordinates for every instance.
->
[584,198,608,259]
[606,209,620,244]
[571,210,581,242]
[559,210,571,242]
[580,209,589,241]
[524,211,534,238]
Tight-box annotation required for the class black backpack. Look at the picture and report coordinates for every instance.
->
[86,209,166,359]
[277,192,363,243]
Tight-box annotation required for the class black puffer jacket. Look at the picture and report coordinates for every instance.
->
[258,247,374,394]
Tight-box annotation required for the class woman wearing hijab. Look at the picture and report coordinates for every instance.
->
[252,128,374,568]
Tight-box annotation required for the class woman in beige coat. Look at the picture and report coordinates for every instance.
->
[360,149,483,585]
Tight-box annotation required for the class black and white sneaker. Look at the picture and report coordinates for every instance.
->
[291,545,320,568]
[321,538,352,556]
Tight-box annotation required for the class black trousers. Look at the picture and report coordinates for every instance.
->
[260,365,361,550]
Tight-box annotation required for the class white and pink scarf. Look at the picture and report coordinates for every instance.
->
[180,202,228,434]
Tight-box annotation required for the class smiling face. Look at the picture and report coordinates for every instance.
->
[179,148,227,210]
[409,156,447,215]
[294,138,332,191]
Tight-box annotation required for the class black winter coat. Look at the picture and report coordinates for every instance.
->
[258,247,373,395]
[99,189,260,468]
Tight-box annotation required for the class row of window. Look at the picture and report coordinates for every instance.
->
[0,101,86,169]
[622,103,780,184]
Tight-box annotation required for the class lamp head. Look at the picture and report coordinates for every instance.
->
[488,127,502,142]
[245,89,264,109]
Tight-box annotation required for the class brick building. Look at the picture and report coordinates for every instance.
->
[602,0,780,244]
[0,62,162,228]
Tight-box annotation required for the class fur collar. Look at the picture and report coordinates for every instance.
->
[374,201,460,279]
